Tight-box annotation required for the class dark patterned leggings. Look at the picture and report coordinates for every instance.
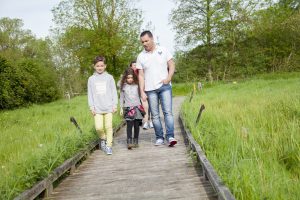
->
[126,120,140,139]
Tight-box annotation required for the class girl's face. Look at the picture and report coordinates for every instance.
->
[131,63,137,70]
[126,74,134,84]
[94,61,106,74]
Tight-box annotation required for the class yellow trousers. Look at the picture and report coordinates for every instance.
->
[94,113,113,147]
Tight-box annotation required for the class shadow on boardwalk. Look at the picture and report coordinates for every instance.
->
[47,97,217,200]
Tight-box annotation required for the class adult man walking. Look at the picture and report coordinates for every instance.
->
[136,30,177,147]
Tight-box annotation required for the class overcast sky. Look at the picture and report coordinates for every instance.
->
[0,0,176,53]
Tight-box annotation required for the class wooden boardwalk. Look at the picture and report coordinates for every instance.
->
[47,97,217,200]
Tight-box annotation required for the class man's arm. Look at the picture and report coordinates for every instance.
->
[138,69,147,101]
[162,58,175,84]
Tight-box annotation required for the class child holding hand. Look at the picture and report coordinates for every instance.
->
[120,68,144,149]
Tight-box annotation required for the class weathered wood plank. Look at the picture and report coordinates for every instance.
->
[46,97,217,200]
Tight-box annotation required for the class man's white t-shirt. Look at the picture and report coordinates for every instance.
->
[136,46,173,91]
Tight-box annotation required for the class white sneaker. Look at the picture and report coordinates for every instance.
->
[155,138,165,146]
[100,140,106,151]
[168,137,177,147]
[106,146,112,155]
[149,121,154,128]
[143,122,149,130]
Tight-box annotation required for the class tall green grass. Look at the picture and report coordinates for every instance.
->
[172,82,194,96]
[0,96,122,199]
[181,75,300,199]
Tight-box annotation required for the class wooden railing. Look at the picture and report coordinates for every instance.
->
[179,113,235,200]
[14,121,126,200]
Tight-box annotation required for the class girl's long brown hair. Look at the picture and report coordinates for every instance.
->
[120,68,139,90]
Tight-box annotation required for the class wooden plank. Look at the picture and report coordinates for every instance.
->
[14,122,126,200]
[46,97,217,200]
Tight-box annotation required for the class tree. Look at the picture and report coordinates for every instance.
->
[0,18,33,60]
[51,0,143,92]
[214,0,266,79]
[249,1,300,72]
[170,0,225,82]
[0,17,61,109]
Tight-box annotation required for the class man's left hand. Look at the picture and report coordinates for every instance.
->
[162,78,171,85]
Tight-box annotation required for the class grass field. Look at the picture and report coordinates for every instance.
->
[0,96,122,199]
[1,77,299,199]
[181,73,300,199]
[0,82,189,199]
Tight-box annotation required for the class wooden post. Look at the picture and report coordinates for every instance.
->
[70,116,83,134]
[44,184,53,197]
[196,104,205,124]
[189,90,194,102]
[197,82,203,91]
[189,83,197,102]
[65,92,71,100]
[70,165,76,175]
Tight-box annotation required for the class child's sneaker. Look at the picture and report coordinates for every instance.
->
[100,140,106,151]
[133,138,139,148]
[168,137,177,147]
[149,121,154,128]
[106,146,112,155]
[143,122,149,130]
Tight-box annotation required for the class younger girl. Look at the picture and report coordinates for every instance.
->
[130,61,153,129]
[120,68,144,149]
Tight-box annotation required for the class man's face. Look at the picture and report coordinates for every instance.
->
[94,61,106,74]
[140,34,154,52]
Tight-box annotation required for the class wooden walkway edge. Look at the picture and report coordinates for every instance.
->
[179,114,235,200]
[45,96,218,200]
[17,96,234,200]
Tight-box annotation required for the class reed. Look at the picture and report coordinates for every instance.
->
[181,75,300,199]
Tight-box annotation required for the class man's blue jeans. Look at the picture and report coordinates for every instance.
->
[146,83,174,140]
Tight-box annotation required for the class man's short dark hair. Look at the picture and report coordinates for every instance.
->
[93,56,106,65]
[140,30,153,38]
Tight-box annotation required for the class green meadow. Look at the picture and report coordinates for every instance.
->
[0,77,299,199]
[181,73,300,200]
[0,96,122,199]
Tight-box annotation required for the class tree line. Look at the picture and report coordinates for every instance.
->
[0,0,142,110]
[0,18,60,109]
[170,0,300,82]
[1,0,299,109]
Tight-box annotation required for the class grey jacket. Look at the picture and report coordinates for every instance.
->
[88,72,118,114]
[120,84,141,107]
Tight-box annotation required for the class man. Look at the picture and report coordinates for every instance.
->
[136,30,177,147]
